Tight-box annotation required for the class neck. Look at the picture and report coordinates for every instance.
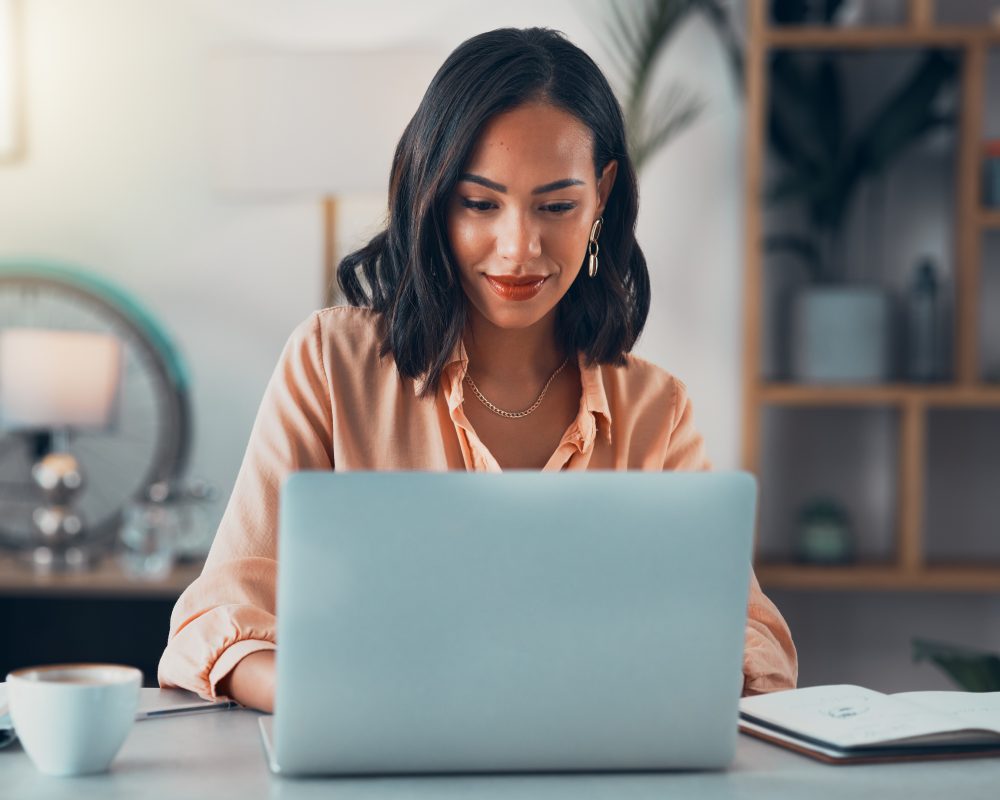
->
[463,308,565,385]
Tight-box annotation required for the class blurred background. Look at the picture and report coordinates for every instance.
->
[1,0,999,692]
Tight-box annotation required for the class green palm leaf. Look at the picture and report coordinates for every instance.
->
[595,0,745,172]
[765,48,957,280]
[854,52,959,175]
[598,0,702,172]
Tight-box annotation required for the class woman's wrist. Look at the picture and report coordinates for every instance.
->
[217,649,276,713]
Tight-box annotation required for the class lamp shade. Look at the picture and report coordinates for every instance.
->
[207,48,445,198]
[0,328,123,430]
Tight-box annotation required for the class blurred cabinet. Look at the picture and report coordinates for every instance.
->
[742,1,1000,591]
[0,559,201,684]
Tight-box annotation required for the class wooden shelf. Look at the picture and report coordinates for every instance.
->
[742,3,1000,592]
[0,556,203,598]
[757,563,1000,592]
[766,26,1000,50]
[758,383,1000,407]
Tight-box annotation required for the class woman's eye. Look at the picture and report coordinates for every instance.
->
[459,198,576,214]
[460,199,497,212]
[541,202,576,214]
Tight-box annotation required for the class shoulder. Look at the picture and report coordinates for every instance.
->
[313,305,382,353]
[602,354,709,470]
[285,306,383,362]
[284,306,400,392]
[600,353,690,417]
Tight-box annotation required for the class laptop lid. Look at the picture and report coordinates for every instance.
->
[272,471,756,776]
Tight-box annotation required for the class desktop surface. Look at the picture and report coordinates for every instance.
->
[3,689,999,800]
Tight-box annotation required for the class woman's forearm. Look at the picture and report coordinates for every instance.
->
[217,649,276,712]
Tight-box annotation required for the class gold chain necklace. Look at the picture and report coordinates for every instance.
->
[465,357,569,420]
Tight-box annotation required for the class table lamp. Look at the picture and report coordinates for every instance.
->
[207,47,444,305]
[0,327,123,570]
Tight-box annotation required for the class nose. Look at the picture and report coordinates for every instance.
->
[495,210,542,265]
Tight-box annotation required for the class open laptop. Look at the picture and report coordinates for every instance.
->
[259,471,756,776]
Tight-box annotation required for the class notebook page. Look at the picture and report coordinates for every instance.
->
[892,691,1000,735]
[740,685,987,748]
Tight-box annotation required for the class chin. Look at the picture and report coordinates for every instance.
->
[475,301,558,331]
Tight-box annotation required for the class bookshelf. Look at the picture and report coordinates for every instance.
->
[742,1,1000,592]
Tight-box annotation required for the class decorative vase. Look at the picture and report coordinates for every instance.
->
[790,286,892,383]
[905,258,946,382]
[795,499,854,565]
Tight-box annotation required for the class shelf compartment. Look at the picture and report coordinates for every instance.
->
[761,43,960,383]
[757,407,899,564]
[924,409,1000,564]
[756,563,1000,591]
[935,0,1000,27]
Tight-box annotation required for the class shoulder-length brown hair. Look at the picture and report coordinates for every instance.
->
[338,27,650,395]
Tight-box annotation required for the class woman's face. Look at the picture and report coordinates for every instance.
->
[447,101,617,333]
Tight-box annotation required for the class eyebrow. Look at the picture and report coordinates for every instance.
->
[459,173,585,195]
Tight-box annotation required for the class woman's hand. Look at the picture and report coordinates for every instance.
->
[216,650,276,713]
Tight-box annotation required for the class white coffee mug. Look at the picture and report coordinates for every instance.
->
[6,663,142,776]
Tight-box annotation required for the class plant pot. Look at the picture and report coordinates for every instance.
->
[790,287,892,383]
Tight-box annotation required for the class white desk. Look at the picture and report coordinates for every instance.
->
[4,689,1000,799]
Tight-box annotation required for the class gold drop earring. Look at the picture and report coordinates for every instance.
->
[588,217,603,278]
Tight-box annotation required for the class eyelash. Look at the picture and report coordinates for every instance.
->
[460,199,577,215]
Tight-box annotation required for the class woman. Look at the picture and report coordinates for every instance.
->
[159,27,796,713]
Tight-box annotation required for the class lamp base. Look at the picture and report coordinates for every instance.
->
[23,450,100,573]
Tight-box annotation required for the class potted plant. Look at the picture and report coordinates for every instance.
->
[913,639,1000,692]
[765,41,957,382]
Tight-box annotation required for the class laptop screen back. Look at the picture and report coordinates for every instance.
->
[273,471,756,775]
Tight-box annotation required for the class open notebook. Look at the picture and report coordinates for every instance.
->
[740,684,1000,764]
[0,682,234,748]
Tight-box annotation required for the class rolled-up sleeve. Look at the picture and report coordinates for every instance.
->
[743,571,798,694]
[158,312,334,700]
[663,378,798,696]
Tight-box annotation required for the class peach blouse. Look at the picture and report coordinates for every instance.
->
[158,307,797,699]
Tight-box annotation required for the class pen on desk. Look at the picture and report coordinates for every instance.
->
[136,700,238,720]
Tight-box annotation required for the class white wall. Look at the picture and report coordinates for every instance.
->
[0,0,743,535]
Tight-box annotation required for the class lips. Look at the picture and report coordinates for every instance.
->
[484,274,548,301]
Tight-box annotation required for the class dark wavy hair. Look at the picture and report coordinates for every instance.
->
[337,27,650,395]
